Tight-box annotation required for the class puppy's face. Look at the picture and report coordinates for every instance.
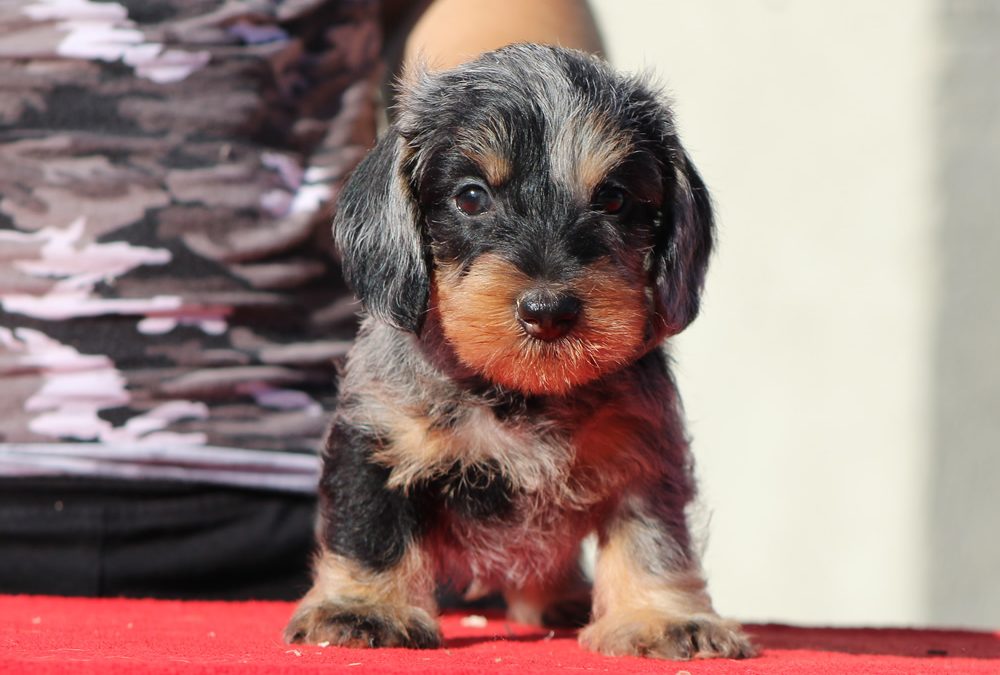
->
[335,45,713,396]
[415,104,662,395]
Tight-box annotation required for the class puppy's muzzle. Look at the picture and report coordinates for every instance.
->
[515,289,582,341]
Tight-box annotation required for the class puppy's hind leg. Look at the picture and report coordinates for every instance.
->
[285,426,441,649]
[579,491,754,660]
[505,560,593,629]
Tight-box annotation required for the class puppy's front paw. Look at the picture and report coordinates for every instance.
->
[579,614,755,660]
[284,603,441,649]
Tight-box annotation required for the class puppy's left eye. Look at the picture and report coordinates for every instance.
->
[455,185,492,216]
[592,186,628,215]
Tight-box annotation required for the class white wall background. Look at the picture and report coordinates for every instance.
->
[590,0,999,629]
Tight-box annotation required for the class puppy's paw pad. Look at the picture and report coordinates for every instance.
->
[284,604,441,649]
[580,615,755,660]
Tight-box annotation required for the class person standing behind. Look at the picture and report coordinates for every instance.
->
[0,0,602,599]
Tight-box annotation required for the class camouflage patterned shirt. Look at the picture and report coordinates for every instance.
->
[0,0,382,492]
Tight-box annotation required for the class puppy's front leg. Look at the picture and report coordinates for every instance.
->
[284,547,440,648]
[579,493,754,660]
[285,426,441,648]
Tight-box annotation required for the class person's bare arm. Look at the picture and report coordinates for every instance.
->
[397,0,604,70]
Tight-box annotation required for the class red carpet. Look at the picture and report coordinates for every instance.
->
[2,595,998,674]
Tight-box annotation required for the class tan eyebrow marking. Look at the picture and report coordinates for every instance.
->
[458,121,514,187]
[460,147,512,187]
[551,111,633,200]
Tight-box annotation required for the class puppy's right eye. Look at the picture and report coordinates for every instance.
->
[455,185,492,216]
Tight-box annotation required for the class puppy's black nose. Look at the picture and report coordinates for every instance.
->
[516,290,581,341]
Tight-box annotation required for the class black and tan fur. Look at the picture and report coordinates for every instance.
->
[285,44,754,660]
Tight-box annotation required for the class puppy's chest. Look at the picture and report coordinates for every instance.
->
[389,398,659,522]
[407,401,656,586]
[371,383,666,584]
[423,459,518,522]
[414,438,597,587]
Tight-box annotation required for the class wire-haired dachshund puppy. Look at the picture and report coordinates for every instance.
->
[285,44,754,661]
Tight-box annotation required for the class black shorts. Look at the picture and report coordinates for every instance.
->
[0,476,317,600]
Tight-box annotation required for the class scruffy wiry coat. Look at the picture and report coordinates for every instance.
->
[285,44,754,661]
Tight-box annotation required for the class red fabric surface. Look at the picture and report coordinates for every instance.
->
[1,595,998,674]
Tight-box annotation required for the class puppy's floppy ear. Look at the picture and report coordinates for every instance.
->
[334,128,428,333]
[652,145,715,337]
